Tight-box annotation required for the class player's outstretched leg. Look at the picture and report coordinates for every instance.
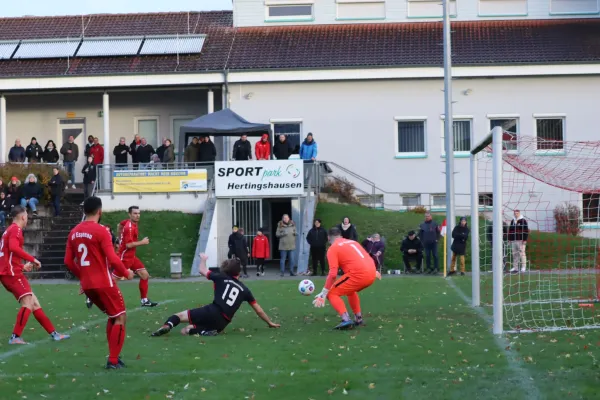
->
[327,292,354,330]
[347,292,364,326]
[137,267,158,307]
[30,294,70,341]
[106,314,127,369]
[152,311,187,337]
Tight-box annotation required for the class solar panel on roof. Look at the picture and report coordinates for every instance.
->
[77,37,143,57]
[140,35,205,55]
[0,41,19,60]
[13,39,80,59]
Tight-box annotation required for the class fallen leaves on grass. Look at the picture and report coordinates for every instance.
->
[368,383,376,389]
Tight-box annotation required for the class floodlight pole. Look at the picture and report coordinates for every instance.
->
[492,126,504,334]
[443,0,455,276]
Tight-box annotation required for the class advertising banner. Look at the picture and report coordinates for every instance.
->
[112,169,208,193]
[215,160,304,197]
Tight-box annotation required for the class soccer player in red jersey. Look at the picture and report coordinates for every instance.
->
[0,206,70,344]
[312,227,381,330]
[65,197,134,369]
[117,206,158,307]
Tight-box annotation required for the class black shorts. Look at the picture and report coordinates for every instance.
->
[187,304,229,332]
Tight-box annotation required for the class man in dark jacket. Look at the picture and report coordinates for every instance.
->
[20,174,43,216]
[25,137,44,163]
[306,219,327,276]
[113,137,130,167]
[401,230,424,274]
[130,134,142,168]
[48,167,63,217]
[8,139,26,163]
[156,138,168,163]
[198,136,217,162]
[419,213,441,274]
[232,135,252,161]
[508,210,529,273]
[273,134,292,160]
[84,135,95,157]
[363,233,385,269]
[230,228,249,278]
[60,135,79,188]
[136,138,155,166]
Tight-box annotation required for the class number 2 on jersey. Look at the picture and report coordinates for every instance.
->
[222,284,240,306]
[78,243,90,267]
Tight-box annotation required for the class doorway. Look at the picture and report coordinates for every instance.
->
[57,118,86,183]
[233,199,262,262]
[270,199,292,259]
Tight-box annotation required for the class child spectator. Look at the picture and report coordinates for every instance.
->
[252,227,270,276]
[448,217,470,276]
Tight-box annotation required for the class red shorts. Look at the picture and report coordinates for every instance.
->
[123,257,145,273]
[0,274,33,301]
[84,286,126,318]
[328,274,376,297]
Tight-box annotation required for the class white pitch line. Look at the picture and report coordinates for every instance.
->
[446,279,541,400]
[0,299,177,362]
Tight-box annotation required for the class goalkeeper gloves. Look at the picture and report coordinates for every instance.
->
[312,288,329,308]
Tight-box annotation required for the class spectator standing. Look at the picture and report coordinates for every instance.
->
[230,227,250,278]
[448,217,469,276]
[8,139,25,163]
[6,177,21,208]
[401,230,424,273]
[84,135,95,157]
[42,140,59,164]
[338,217,358,241]
[60,135,79,189]
[227,226,239,258]
[198,136,217,162]
[419,213,441,274]
[0,178,6,195]
[276,214,297,277]
[299,133,318,161]
[130,134,142,169]
[232,135,252,161]
[162,139,175,165]
[25,137,43,163]
[306,218,327,276]
[273,134,292,160]
[156,138,168,163]
[48,167,63,217]
[184,137,200,165]
[81,156,96,200]
[113,137,130,167]
[255,134,271,160]
[136,138,155,168]
[0,192,8,229]
[89,137,104,165]
[508,210,529,273]
[20,174,42,216]
[252,227,270,277]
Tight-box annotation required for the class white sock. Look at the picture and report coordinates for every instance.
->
[141,298,148,303]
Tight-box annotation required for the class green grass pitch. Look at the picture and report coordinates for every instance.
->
[0,277,598,399]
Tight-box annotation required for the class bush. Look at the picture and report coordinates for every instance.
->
[322,176,360,205]
[0,163,69,202]
[408,205,428,214]
[553,203,582,236]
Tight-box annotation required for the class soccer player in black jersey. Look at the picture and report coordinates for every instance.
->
[151,254,280,337]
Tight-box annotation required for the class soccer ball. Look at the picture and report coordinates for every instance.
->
[298,279,315,296]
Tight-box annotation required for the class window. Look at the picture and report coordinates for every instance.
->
[432,194,446,208]
[489,117,518,151]
[401,194,421,207]
[271,120,302,157]
[550,0,598,14]
[407,0,456,18]
[266,2,313,20]
[135,117,159,149]
[395,118,426,157]
[479,193,494,207]
[337,0,386,19]
[479,0,527,16]
[441,117,472,155]
[583,193,600,224]
[535,117,565,151]
[171,115,195,151]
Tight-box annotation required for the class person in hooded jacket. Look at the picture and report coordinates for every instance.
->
[337,217,358,241]
[6,177,21,208]
[232,135,252,161]
[252,227,270,277]
[273,134,292,160]
[255,134,271,160]
[198,136,217,162]
[48,167,63,216]
[306,219,328,276]
[20,174,42,216]
[162,139,175,165]
[113,137,130,167]
[448,217,469,276]
[25,137,44,163]
[299,133,318,161]
[42,140,59,164]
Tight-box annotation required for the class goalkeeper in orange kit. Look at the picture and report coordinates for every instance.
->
[313,227,381,330]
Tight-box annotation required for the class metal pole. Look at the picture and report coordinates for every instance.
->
[470,153,480,307]
[102,92,110,191]
[207,89,214,114]
[0,96,6,164]
[443,0,455,276]
[492,126,504,334]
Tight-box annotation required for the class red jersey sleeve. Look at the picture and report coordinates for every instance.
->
[101,229,129,278]
[8,230,35,264]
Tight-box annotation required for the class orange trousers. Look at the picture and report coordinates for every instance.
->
[327,274,376,316]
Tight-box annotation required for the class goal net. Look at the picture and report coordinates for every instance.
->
[473,127,600,333]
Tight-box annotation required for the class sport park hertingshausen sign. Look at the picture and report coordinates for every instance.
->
[214,160,304,197]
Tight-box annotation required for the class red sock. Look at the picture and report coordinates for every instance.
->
[33,309,56,334]
[108,324,126,365]
[13,307,31,337]
[106,318,115,342]
[139,279,149,299]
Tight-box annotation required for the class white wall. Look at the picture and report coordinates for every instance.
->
[98,192,207,213]
[233,0,600,27]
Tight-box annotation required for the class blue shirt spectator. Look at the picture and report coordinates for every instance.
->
[299,133,318,160]
[8,139,26,163]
